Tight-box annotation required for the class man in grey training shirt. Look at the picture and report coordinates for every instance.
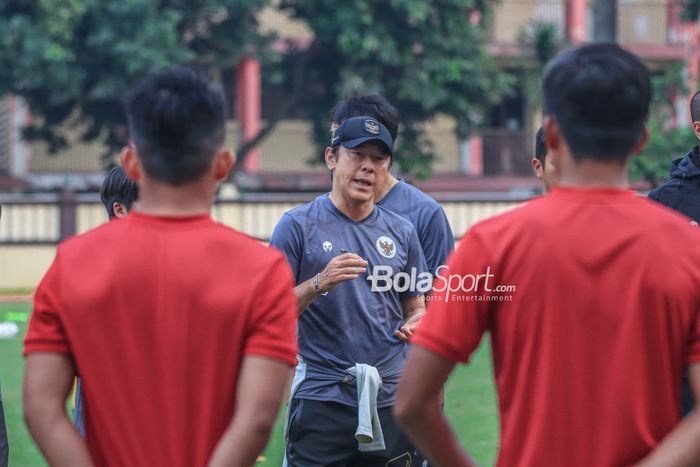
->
[331,95,453,467]
[271,116,429,466]
[330,94,455,276]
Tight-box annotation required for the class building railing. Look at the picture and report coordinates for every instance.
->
[614,0,674,45]
[488,0,678,47]
[489,0,566,44]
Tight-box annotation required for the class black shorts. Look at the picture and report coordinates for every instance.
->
[285,398,419,467]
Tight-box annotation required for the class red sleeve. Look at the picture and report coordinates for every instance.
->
[24,252,71,356]
[412,231,493,363]
[244,252,298,366]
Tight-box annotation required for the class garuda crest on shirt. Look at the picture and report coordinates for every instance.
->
[376,236,396,259]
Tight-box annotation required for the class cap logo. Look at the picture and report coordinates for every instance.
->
[364,119,380,135]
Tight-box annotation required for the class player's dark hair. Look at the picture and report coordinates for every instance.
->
[535,126,546,164]
[330,94,399,141]
[100,166,139,219]
[690,90,700,124]
[125,68,226,186]
[543,43,651,163]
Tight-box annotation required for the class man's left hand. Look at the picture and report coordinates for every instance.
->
[395,310,425,342]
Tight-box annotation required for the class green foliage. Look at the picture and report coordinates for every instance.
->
[680,0,700,21]
[278,0,511,179]
[1,0,509,179]
[630,121,697,186]
[630,64,698,186]
[516,21,565,110]
[0,0,270,158]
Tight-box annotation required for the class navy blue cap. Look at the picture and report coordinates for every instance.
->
[331,116,394,155]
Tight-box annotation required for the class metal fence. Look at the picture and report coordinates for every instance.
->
[0,192,530,245]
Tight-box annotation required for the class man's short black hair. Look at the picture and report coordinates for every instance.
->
[125,68,226,186]
[543,43,651,163]
[535,127,546,164]
[690,90,700,124]
[100,166,139,219]
[330,94,399,141]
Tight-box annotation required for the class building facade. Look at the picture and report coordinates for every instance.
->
[3,0,698,193]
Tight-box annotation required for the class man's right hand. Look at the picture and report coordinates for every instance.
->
[316,253,368,293]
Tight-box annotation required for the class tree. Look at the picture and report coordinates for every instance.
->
[1,0,509,180]
[517,21,566,111]
[681,0,700,21]
[629,64,698,187]
[0,0,269,160]
[628,1,699,186]
[256,0,511,179]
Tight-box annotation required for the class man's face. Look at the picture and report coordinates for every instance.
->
[531,152,558,192]
[330,121,392,197]
[327,141,391,203]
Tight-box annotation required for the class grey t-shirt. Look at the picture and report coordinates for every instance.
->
[270,194,428,407]
[378,180,454,275]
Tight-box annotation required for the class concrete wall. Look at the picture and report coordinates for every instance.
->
[28,118,462,176]
[0,245,55,291]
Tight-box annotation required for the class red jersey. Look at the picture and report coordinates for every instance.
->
[413,187,700,467]
[25,212,297,467]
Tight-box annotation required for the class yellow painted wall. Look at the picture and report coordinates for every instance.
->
[0,245,55,291]
[30,119,462,174]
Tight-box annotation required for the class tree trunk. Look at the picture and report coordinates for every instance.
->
[232,40,321,174]
[593,0,617,42]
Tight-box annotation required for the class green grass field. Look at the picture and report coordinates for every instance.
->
[0,301,499,466]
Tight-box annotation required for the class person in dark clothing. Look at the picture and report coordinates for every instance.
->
[648,90,700,415]
[648,90,700,224]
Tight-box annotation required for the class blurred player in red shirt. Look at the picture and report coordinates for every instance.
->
[396,44,700,467]
[23,68,297,467]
